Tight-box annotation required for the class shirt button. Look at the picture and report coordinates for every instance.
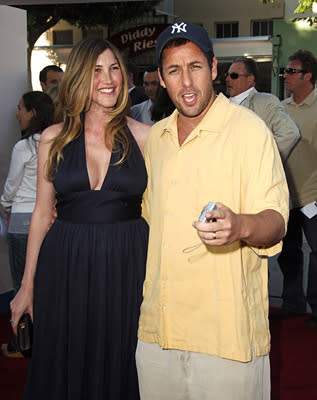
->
[167,211,172,216]
[171,180,176,185]
[164,244,168,248]
[178,150,183,154]
[162,306,167,312]
[163,276,168,281]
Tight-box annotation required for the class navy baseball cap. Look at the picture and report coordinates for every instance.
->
[156,21,214,63]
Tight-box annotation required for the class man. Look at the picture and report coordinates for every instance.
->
[270,50,317,328]
[39,65,64,92]
[131,65,160,125]
[127,62,148,106]
[136,22,289,399]
[226,56,300,161]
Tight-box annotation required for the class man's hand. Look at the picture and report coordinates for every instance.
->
[193,203,285,248]
[193,203,242,246]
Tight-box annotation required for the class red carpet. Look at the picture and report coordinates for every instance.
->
[0,315,28,400]
[270,313,317,400]
[0,313,316,399]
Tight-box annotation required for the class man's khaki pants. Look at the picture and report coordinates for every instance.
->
[136,340,270,400]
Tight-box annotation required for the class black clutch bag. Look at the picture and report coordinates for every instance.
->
[17,313,33,358]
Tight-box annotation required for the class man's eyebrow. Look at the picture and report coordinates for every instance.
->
[165,60,203,68]
[165,63,179,69]
[189,60,204,65]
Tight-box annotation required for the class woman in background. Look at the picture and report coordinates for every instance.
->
[0,91,54,357]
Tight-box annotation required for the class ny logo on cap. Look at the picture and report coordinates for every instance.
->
[171,22,187,34]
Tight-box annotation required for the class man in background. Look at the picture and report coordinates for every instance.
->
[127,62,148,106]
[39,65,64,92]
[270,50,317,328]
[131,65,160,125]
[226,56,300,161]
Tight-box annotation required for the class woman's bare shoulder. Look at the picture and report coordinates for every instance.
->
[127,116,151,139]
[127,117,151,155]
[40,123,63,143]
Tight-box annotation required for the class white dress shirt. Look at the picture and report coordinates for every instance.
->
[230,87,254,104]
[131,99,154,125]
[1,134,40,214]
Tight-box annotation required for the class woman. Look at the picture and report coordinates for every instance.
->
[10,38,150,399]
[1,91,54,357]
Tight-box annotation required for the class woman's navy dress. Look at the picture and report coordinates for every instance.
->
[23,127,148,400]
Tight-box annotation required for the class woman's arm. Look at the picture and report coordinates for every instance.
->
[10,125,60,334]
[0,141,28,209]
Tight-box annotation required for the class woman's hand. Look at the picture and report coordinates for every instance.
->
[10,286,33,336]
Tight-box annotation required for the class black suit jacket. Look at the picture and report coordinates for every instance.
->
[130,86,148,106]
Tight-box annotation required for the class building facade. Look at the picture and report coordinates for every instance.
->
[32,0,317,96]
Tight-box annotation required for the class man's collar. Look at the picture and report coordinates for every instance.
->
[286,89,316,106]
[159,93,231,138]
[230,87,255,105]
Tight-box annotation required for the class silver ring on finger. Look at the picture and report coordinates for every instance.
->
[212,232,217,240]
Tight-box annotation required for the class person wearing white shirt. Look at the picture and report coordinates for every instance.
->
[131,65,160,125]
[0,91,54,357]
[226,57,300,161]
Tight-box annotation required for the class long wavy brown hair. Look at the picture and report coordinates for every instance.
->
[46,38,131,180]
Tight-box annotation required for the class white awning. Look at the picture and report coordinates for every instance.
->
[213,36,273,62]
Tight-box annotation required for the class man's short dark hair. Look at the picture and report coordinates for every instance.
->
[158,38,213,78]
[288,49,317,85]
[232,57,258,82]
[145,64,158,74]
[39,65,63,84]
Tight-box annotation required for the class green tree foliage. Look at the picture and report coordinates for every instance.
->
[259,0,315,13]
[292,0,315,13]
[259,0,317,26]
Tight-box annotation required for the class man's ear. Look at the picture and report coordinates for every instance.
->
[247,74,255,89]
[211,57,218,81]
[158,68,166,89]
[304,71,312,82]
[40,81,46,91]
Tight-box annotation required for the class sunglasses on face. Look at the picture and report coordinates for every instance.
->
[225,72,250,80]
[284,68,307,74]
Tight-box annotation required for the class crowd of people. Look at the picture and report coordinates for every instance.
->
[0,20,316,400]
